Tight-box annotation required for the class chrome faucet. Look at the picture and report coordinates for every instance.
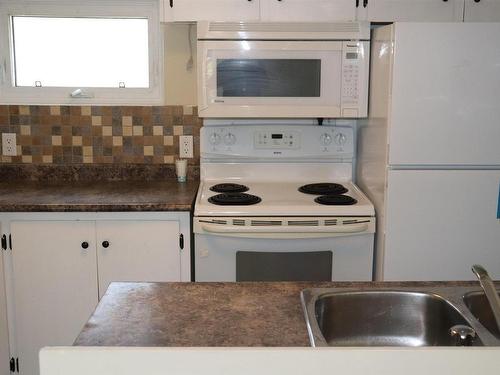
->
[471,264,500,332]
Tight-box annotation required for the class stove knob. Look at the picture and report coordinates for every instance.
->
[209,133,221,145]
[224,133,236,146]
[334,133,347,146]
[320,133,332,146]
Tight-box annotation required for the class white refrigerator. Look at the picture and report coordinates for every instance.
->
[357,22,500,281]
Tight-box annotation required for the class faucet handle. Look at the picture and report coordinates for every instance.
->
[449,325,476,346]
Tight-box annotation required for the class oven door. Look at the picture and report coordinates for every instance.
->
[193,217,375,282]
[197,40,369,118]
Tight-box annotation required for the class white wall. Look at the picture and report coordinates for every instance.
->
[164,23,197,105]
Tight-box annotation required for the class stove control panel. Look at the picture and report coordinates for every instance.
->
[254,131,300,150]
[201,125,354,159]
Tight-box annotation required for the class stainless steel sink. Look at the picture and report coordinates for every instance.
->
[301,287,500,347]
[464,291,500,339]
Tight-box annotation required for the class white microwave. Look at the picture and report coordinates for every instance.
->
[197,22,371,118]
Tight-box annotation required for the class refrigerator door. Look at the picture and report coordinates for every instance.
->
[384,169,500,281]
[388,23,500,166]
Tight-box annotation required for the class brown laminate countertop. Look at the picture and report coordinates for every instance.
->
[73,281,485,347]
[0,180,199,212]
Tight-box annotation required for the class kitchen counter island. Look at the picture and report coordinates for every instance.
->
[73,281,492,347]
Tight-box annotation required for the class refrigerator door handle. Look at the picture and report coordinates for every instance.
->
[497,182,500,219]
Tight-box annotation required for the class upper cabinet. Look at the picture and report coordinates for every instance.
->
[163,0,261,22]
[260,0,356,22]
[161,0,500,22]
[357,0,465,22]
[464,0,500,21]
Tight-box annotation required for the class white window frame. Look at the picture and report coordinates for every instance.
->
[0,0,164,105]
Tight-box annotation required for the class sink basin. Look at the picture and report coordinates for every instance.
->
[464,291,500,339]
[302,290,481,347]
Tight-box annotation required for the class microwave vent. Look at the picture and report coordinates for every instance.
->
[199,21,370,41]
[208,22,360,34]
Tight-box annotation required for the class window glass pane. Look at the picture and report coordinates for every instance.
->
[216,59,321,97]
[12,16,149,88]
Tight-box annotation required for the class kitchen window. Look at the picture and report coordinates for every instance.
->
[0,1,163,105]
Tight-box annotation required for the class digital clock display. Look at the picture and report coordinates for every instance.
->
[272,134,283,139]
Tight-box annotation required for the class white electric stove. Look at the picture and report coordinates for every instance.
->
[194,123,375,282]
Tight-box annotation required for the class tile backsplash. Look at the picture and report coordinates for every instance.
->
[0,105,201,165]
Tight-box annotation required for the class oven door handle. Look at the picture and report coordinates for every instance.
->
[200,222,370,236]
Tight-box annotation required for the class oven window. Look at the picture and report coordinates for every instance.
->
[216,59,321,97]
[236,251,332,282]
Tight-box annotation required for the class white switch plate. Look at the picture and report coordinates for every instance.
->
[179,135,193,158]
[2,133,17,156]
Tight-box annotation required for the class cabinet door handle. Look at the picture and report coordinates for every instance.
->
[81,242,89,249]
[356,0,360,7]
[169,0,173,8]
[363,0,368,7]
[474,0,481,2]
[102,241,110,248]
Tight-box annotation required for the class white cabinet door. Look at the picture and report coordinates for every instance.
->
[464,0,500,21]
[163,0,261,22]
[96,221,181,298]
[11,221,98,375]
[261,0,356,22]
[384,170,500,281]
[388,23,500,166]
[0,224,9,375]
[357,0,464,22]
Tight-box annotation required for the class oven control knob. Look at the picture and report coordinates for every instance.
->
[320,133,332,146]
[334,133,347,146]
[224,133,236,146]
[209,133,221,145]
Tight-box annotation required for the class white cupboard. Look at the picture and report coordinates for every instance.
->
[260,0,356,22]
[11,221,98,375]
[96,220,181,298]
[0,224,9,375]
[162,0,261,22]
[1,212,191,375]
[161,0,500,22]
[464,0,500,21]
[357,0,465,22]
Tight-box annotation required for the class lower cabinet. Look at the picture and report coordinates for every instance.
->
[1,212,190,375]
[0,224,10,375]
[95,220,182,298]
[11,221,98,375]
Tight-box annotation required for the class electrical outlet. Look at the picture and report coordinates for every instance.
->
[179,135,194,158]
[2,133,17,156]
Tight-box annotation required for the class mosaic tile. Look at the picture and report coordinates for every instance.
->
[0,105,201,166]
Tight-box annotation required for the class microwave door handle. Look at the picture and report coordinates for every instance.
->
[199,46,209,111]
[200,223,369,234]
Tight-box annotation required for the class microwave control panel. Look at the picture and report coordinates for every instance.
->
[254,131,301,150]
[341,43,361,106]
